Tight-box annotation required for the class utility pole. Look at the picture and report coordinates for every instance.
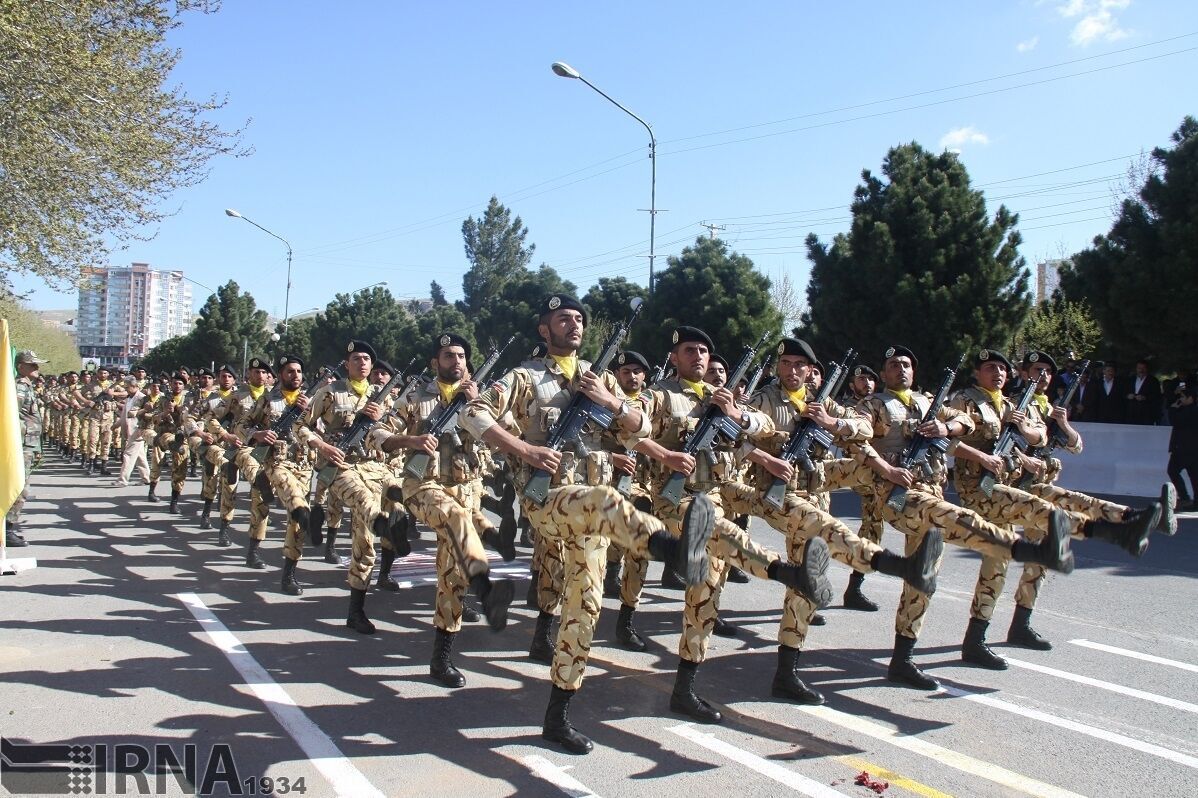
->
[700,221,726,240]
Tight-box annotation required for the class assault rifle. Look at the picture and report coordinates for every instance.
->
[1017,359,1090,489]
[250,365,337,463]
[524,297,645,505]
[316,358,420,488]
[660,333,770,507]
[762,349,854,510]
[978,370,1049,497]
[404,335,516,480]
[743,355,771,398]
[885,354,965,512]
[649,352,670,386]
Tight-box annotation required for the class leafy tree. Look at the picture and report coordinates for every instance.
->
[309,286,415,369]
[1060,117,1198,371]
[273,317,314,367]
[1012,294,1102,363]
[582,277,649,330]
[0,297,81,373]
[0,0,247,296]
[404,304,479,368]
[139,334,203,376]
[429,280,448,307]
[800,143,1031,376]
[474,266,578,369]
[458,196,534,318]
[636,237,783,363]
[191,281,271,368]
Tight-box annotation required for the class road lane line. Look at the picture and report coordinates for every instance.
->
[1006,657,1198,714]
[667,724,850,797]
[522,754,602,798]
[939,684,1198,770]
[796,705,1087,798]
[176,593,385,798]
[1069,639,1198,673]
[834,756,953,798]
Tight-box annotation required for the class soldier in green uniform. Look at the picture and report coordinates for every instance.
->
[6,351,47,547]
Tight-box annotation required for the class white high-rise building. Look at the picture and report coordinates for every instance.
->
[1036,259,1067,303]
[76,262,195,366]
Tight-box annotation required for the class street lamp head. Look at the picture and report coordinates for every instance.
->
[551,61,581,79]
[224,208,242,218]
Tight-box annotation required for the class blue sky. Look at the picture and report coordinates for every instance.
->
[13,1,1197,319]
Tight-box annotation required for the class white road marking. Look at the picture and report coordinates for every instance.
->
[667,724,850,797]
[522,754,602,798]
[176,593,385,798]
[1069,639,1198,673]
[939,683,1198,770]
[796,704,1087,798]
[1005,656,1198,714]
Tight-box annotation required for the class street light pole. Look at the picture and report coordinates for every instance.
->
[551,61,657,294]
[225,209,295,333]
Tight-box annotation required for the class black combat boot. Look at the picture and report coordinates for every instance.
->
[84,457,94,475]
[462,603,481,623]
[961,618,1007,670]
[168,489,180,514]
[1012,509,1077,571]
[614,604,646,651]
[767,537,834,608]
[377,549,400,591]
[5,522,28,548]
[97,457,110,476]
[712,615,739,637]
[518,517,532,547]
[646,493,715,586]
[670,659,722,723]
[216,520,231,547]
[603,562,621,598]
[528,611,555,663]
[290,506,310,536]
[281,558,303,596]
[771,645,825,704]
[471,574,514,632]
[726,565,750,584]
[482,525,516,562]
[887,634,939,690]
[346,587,376,635]
[542,685,593,755]
[144,478,158,501]
[253,471,274,504]
[1083,503,1159,558]
[869,529,943,596]
[1007,605,1052,650]
[526,569,540,609]
[308,505,325,546]
[659,567,687,590]
[430,628,465,688]
[245,538,266,570]
[323,527,341,564]
[199,498,213,530]
[843,571,879,611]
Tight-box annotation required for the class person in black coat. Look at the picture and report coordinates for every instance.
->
[1167,379,1198,510]
[1070,368,1099,422]
[1092,362,1126,423]
[1125,359,1163,425]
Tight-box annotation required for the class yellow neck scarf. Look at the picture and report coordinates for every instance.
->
[347,378,369,398]
[171,393,184,406]
[785,384,807,413]
[1033,393,1050,416]
[248,383,266,401]
[980,387,1004,418]
[551,354,578,381]
[436,380,461,405]
[98,380,111,389]
[281,388,301,405]
[218,388,232,399]
[681,378,707,399]
[625,389,640,401]
[887,388,913,407]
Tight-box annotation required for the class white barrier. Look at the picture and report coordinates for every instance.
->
[1054,422,1172,498]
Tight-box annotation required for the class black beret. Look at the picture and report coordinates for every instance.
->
[776,338,818,364]
[538,294,587,325]
[670,326,714,350]
[197,367,214,378]
[433,332,472,365]
[372,360,395,376]
[217,364,239,379]
[276,354,304,371]
[156,372,169,381]
[247,356,274,374]
[975,348,1013,371]
[529,342,548,359]
[852,365,880,381]
[708,353,730,372]
[170,371,188,381]
[1023,351,1058,372]
[346,340,378,360]
[615,350,651,372]
[881,345,918,371]
[176,366,191,374]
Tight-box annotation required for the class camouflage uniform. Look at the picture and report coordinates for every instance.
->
[212,384,265,525]
[237,386,314,556]
[143,390,188,494]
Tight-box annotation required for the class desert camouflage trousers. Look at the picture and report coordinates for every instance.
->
[957,481,1086,622]
[149,433,187,492]
[522,484,669,691]
[199,444,225,502]
[328,460,403,591]
[85,413,114,460]
[604,489,652,609]
[404,478,492,634]
[248,458,312,559]
[855,486,884,547]
[534,528,567,615]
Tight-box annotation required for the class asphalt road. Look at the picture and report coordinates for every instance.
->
[2,457,1196,798]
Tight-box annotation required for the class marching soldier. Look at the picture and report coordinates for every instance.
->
[192,365,242,531]
[949,348,1164,669]
[373,332,518,687]
[844,364,884,611]
[461,295,716,755]
[6,351,48,547]
[213,359,272,546]
[298,341,407,636]
[142,373,189,511]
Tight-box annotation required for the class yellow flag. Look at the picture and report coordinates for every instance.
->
[0,319,26,518]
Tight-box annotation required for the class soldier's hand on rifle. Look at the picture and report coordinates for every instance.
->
[611,452,637,475]
[664,451,696,476]
[410,433,438,455]
[1009,409,1029,426]
[252,430,278,445]
[362,401,383,421]
[295,393,310,411]
[200,432,215,444]
[979,452,1006,475]
[225,433,243,448]
[578,371,617,409]
[761,453,794,482]
[1048,405,1068,424]
[710,387,739,418]
[459,380,479,401]
[321,441,346,466]
[801,401,836,429]
[1015,450,1045,478]
[883,463,915,487]
[917,418,949,438]
[523,444,561,473]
